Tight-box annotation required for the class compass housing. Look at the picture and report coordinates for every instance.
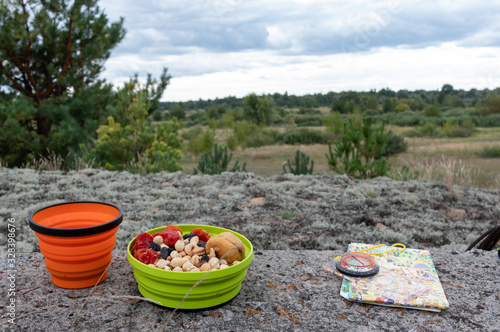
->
[335,252,380,277]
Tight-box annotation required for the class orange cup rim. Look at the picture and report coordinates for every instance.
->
[29,201,123,237]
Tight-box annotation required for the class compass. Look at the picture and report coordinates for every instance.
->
[335,252,379,277]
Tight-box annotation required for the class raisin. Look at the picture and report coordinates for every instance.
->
[183,233,196,240]
[198,242,206,249]
[160,247,174,260]
[149,242,161,252]
[200,254,209,262]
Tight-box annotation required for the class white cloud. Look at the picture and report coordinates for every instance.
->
[97,0,500,101]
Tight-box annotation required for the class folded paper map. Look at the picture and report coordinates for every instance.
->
[324,243,449,312]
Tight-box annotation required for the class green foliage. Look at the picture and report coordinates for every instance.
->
[283,150,314,175]
[332,91,362,113]
[325,116,391,179]
[187,128,215,155]
[193,143,246,175]
[479,94,500,115]
[379,132,408,158]
[276,128,324,145]
[382,98,395,113]
[0,0,125,164]
[323,111,344,134]
[404,122,445,138]
[243,93,273,125]
[170,103,186,120]
[424,104,441,117]
[0,0,125,105]
[480,145,500,158]
[0,96,41,165]
[82,93,182,173]
[395,103,410,112]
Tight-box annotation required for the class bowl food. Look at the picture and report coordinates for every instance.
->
[127,224,253,309]
[28,201,123,289]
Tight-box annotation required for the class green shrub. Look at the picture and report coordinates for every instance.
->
[403,122,445,138]
[324,111,344,134]
[82,94,183,173]
[193,143,246,174]
[480,145,500,158]
[288,114,323,127]
[276,128,324,145]
[395,103,410,112]
[283,150,314,175]
[447,126,474,138]
[325,116,391,179]
[187,129,215,155]
[379,132,408,157]
[424,105,441,117]
[245,128,279,148]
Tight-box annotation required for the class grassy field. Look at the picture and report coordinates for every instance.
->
[180,127,500,189]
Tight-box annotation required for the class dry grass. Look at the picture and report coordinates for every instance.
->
[181,127,500,188]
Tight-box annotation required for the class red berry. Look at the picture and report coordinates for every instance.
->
[134,232,153,250]
[163,230,180,247]
[190,228,212,242]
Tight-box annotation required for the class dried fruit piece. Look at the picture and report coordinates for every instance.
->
[137,248,158,265]
[163,231,180,247]
[165,225,183,233]
[190,228,212,242]
[134,233,153,250]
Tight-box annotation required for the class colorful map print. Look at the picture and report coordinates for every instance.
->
[333,243,449,312]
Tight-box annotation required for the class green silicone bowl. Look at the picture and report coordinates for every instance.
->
[127,224,254,309]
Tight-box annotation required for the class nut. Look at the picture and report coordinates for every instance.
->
[208,247,216,259]
[171,257,188,268]
[220,264,229,269]
[155,259,168,269]
[190,267,200,272]
[190,236,199,246]
[206,232,244,264]
[190,254,201,266]
[192,246,205,255]
[164,265,172,271]
[175,240,185,252]
[184,243,195,256]
[170,250,182,258]
[208,257,220,269]
[173,267,183,272]
[182,261,195,271]
[200,263,211,271]
[153,236,164,245]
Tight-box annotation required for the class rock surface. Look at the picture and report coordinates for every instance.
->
[1,250,499,331]
[0,168,499,331]
[0,168,499,253]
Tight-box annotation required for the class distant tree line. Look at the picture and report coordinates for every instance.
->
[160,86,497,113]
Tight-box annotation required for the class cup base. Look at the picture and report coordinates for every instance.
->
[50,270,108,289]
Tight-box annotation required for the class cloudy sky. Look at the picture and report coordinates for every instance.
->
[98,0,500,102]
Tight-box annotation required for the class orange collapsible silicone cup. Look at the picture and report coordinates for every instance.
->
[29,201,123,289]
